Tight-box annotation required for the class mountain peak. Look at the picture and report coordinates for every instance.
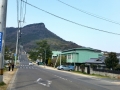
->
[24,23,45,28]
[6,23,81,51]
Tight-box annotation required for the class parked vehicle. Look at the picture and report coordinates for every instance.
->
[57,65,70,71]
[68,65,75,71]
[29,62,33,65]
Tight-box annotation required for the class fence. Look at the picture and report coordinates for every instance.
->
[93,69,120,74]
[89,68,120,79]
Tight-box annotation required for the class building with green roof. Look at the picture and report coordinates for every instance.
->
[61,47,103,65]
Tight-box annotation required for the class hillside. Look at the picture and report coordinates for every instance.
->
[6,23,81,51]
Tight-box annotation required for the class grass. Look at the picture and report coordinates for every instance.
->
[90,73,109,78]
[0,82,7,90]
[0,82,6,86]
[0,68,17,90]
[72,71,109,78]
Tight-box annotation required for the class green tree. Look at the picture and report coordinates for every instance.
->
[28,50,38,61]
[115,64,120,70]
[61,55,66,65]
[105,52,119,70]
[47,58,51,66]
[54,55,66,67]
[90,64,97,69]
[36,40,52,64]
[4,46,13,60]
[80,64,85,73]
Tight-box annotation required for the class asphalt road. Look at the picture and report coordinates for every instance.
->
[9,53,120,90]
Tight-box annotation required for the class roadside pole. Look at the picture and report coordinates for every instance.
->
[15,28,19,66]
[54,54,59,68]
[60,54,61,66]
[45,49,46,66]
[43,49,46,68]
[0,0,8,83]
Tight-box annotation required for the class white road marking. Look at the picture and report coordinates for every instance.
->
[36,78,42,82]
[35,78,52,87]
[38,82,47,86]
[54,75,72,82]
[47,80,52,87]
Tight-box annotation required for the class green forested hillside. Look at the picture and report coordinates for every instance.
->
[6,23,81,51]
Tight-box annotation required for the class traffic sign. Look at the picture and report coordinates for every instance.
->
[14,53,16,56]
[0,32,3,52]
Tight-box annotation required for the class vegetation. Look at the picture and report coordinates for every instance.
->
[90,64,97,69]
[51,55,66,67]
[47,58,51,66]
[80,64,85,72]
[6,23,81,52]
[115,64,120,70]
[28,40,52,64]
[0,82,6,86]
[105,52,119,70]
[28,50,38,61]
[0,82,6,90]
[4,46,14,60]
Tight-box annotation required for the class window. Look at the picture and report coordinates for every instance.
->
[67,54,72,59]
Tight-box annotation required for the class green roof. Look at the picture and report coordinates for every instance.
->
[62,47,101,52]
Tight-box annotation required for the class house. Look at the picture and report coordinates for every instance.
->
[52,48,104,71]
[52,51,61,59]
[61,47,103,65]
[85,56,106,69]
[60,47,103,71]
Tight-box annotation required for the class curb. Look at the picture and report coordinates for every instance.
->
[39,66,120,85]
[7,69,18,90]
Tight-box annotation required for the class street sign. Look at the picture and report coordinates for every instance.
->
[14,53,16,56]
[0,32,3,52]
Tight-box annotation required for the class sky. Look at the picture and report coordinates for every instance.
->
[6,0,120,53]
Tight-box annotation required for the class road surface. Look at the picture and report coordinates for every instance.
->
[9,53,120,90]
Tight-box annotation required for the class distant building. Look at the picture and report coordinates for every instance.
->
[61,47,103,65]
[52,51,62,59]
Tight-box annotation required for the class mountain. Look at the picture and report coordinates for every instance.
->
[6,23,81,51]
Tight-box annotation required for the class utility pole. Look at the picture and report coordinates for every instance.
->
[43,48,46,67]
[0,0,8,83]
[15,27,19,66]
[60,54,61,66]
[44,49,46,67]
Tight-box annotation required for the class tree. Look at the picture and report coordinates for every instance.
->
[53,55,66,67]
[80,64,85,73]
[28,50,38,61]
[105,52,119,70]
[47,58,51,66]
[36,40,52,64]
[115,64,120,70]
[4,46,13,60]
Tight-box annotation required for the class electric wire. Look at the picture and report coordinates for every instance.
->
[57,0,120,25]
[21,0,120,36]
[16,0,19,28]
[23,0,27,23]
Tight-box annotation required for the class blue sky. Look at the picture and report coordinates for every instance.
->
[7,0,120,52]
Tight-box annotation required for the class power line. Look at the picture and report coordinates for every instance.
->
[57,0,120,25]
[16,0,19,27]
[20,0,23,27]
[21,0,120,36]
[23,0,27,23]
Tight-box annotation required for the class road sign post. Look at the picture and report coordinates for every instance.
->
[14,53,17,66]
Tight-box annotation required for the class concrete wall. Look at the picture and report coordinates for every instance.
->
[84,68,120,79]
